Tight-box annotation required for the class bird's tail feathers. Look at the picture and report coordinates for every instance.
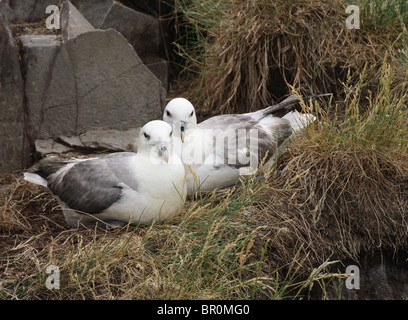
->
[260,93,332,118]
[283,111,316,132]
[24,172,48,188]
[24,160,70,188]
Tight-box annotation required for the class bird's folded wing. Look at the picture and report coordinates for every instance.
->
[47,154,138,215]
[198,113,253,129]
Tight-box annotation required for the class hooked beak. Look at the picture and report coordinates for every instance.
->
[178,121,187,143]
[156,142,169,163]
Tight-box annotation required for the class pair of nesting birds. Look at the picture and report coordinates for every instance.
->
[24,95,319,228]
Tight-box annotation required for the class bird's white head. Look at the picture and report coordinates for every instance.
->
[138,120,173,163]
[163,98,197,142]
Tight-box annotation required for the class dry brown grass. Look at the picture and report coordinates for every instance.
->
[257,78,408,277]
[0,177,172,299]
[173,0,407,115]
[259,149,408,274]
[8,20,61,40]
[0,171,343,300]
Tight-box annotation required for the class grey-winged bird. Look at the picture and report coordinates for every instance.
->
[24,120,187,228]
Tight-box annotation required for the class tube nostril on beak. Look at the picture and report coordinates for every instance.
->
[157,144,169,163]
[178,121,187,143]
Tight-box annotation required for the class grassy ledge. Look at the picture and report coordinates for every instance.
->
[1,0,408,300]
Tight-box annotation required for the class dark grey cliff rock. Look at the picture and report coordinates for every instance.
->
[19,1,165,141]
[0,15,30,174]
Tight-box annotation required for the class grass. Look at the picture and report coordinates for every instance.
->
[171,0,408,115]
[0,174,344,299]
[269,65,408,264]
[356,0,408,34]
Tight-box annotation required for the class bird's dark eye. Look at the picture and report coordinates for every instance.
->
[166,110,171,117]
[144,132,150,140]
[190,110,194,117]
[169,130,173,137]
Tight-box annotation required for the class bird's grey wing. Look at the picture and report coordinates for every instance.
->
[237,121,291,166]
[198,114,253,130]
[199,113,292,167]
[208,119,290,169]
[47,153,137,214]
[98,152,137,159]
[198,96,301,125]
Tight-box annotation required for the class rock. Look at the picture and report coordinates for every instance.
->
[342,252,408,300]
[117,0,175,61]
[118,0,162,17]
[19,1,165,141]
[0,0,73,27]
[35,127,140,155]
[59,128,140,152]
[18,34,61,140]
[0,0,60,23]
[67,0,169,90]
[0,15,30,173]
[35,139,73,155]
[100,2,160,60]
[71,0,161,61]
[70,0,113,28]
[312,251,408,300]
[117,0,175,19]
[2,0,165,64]
[60,1,95,41]
[146,59,169,91]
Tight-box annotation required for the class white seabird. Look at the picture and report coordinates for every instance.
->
[163,95,326,194]
[24,120,187,228]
